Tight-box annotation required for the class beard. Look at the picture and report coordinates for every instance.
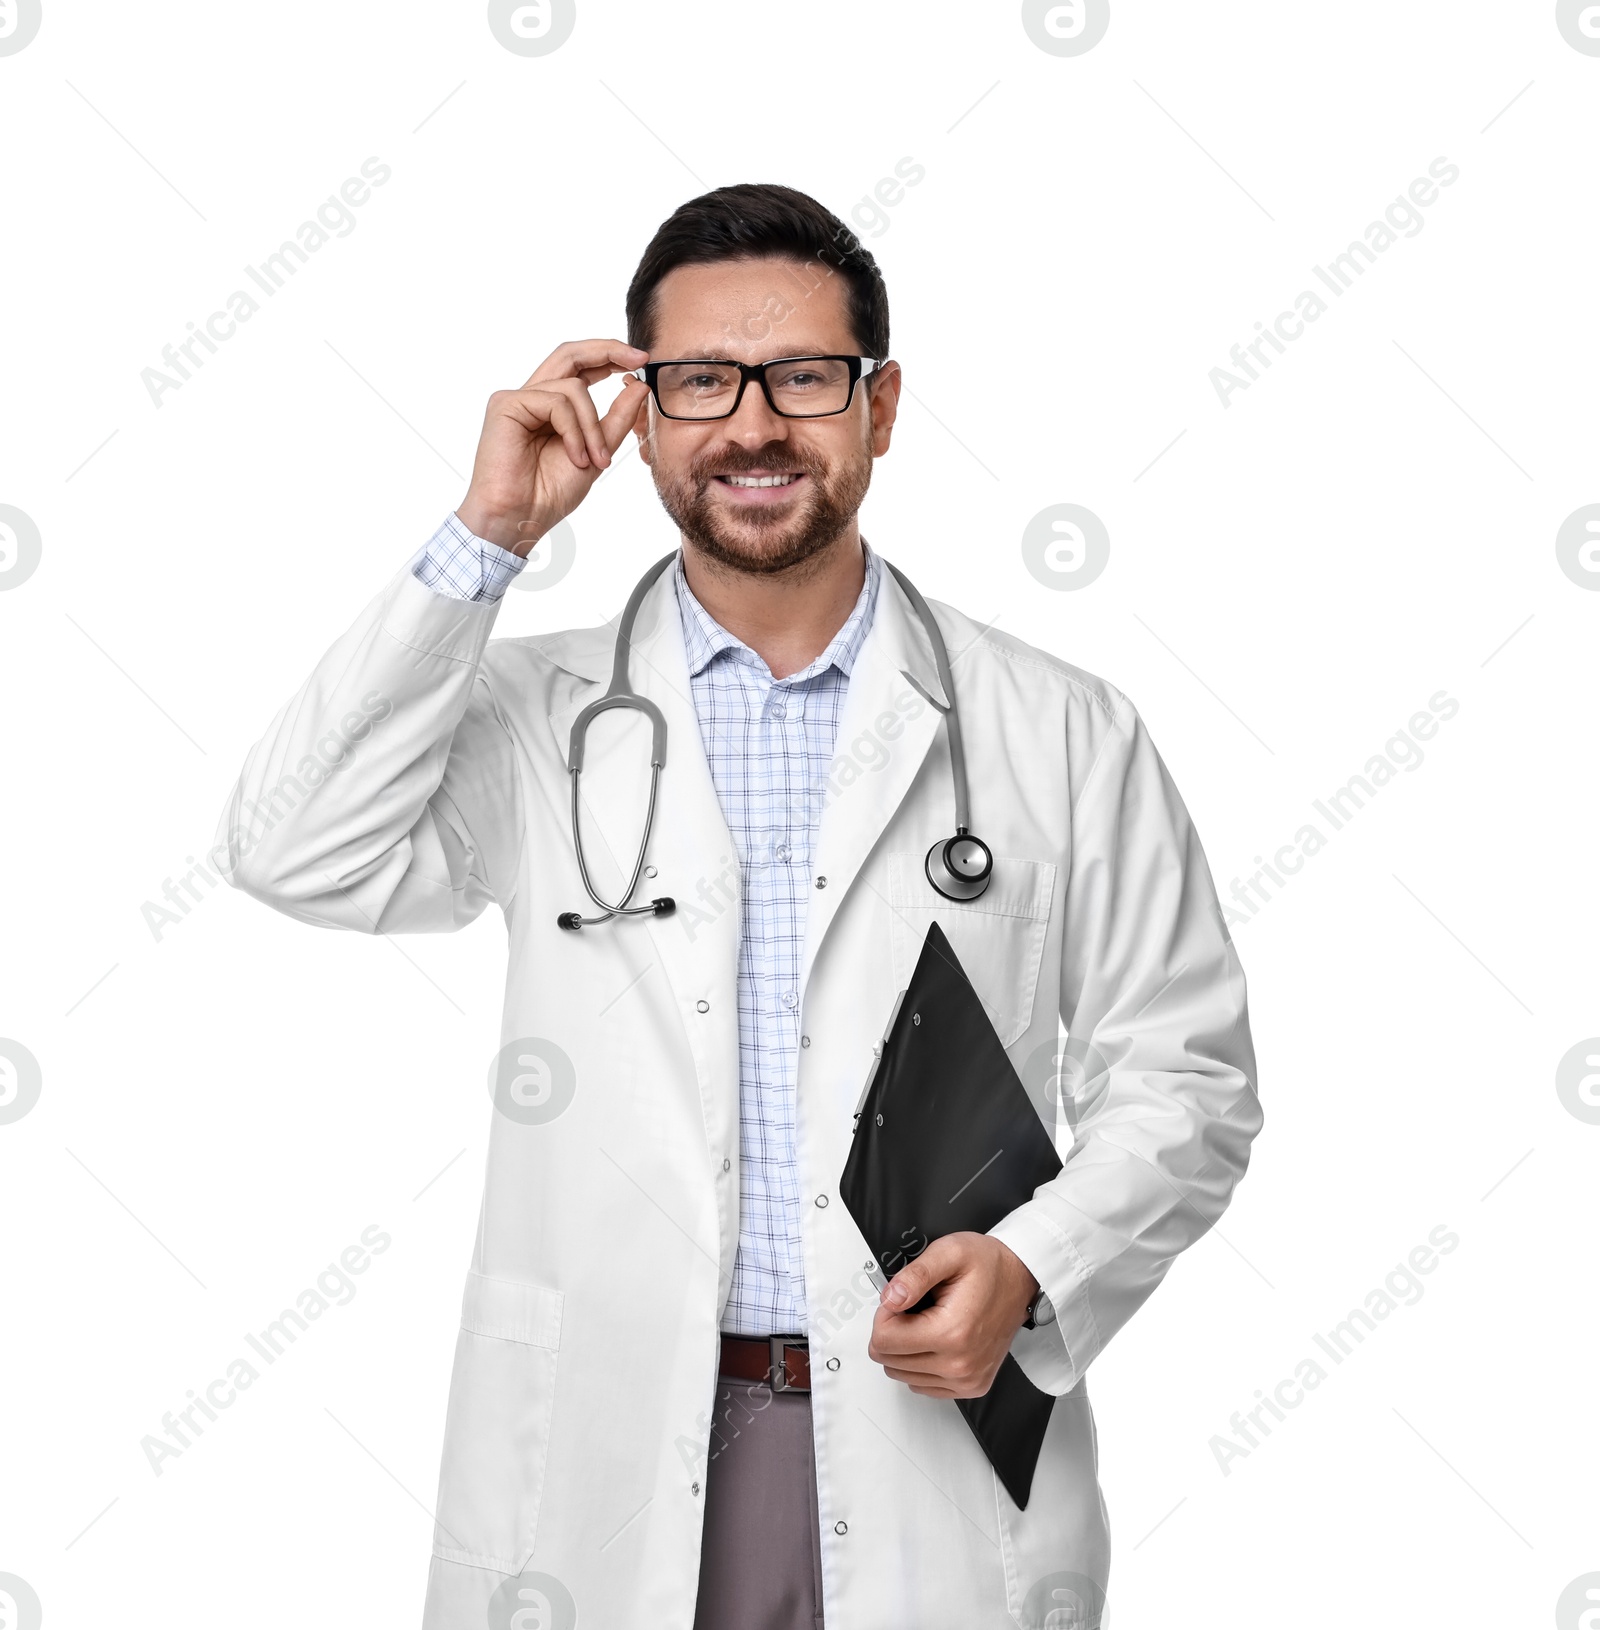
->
[649,436,873,577]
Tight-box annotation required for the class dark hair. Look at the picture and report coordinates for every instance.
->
[625,183,890,360]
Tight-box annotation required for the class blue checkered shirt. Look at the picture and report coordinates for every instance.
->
[410,514,882,1336]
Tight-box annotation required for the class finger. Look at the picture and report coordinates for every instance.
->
[868,1303,946,1358]
[487,389,583,468]
[882,1238,961,1311]
[599,377,650,455]
[537,377,611,468]
[507,382,602,469]
[882,1361,969,1398]
[534,392,591,470]
[524,339,649,389]
[575,359,639,386]
[881,1363,959,1392]
[870,1326,942,1359]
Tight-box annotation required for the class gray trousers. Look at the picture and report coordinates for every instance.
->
[692,1374,825,1630]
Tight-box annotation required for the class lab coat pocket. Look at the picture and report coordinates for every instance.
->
[887,852,1056,1047]
[431,1272,564,1573]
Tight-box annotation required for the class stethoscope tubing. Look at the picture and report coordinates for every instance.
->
[881,561,972,836]
[559,548,988,928]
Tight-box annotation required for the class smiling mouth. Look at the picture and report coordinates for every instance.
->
[716,473,802,488]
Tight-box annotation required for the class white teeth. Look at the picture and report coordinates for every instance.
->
[724,474,797,488]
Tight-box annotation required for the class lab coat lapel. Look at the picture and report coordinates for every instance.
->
[545,569,741,1016]
[801,562,945,995]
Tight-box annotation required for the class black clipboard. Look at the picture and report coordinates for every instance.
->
[839,920,1063,1508]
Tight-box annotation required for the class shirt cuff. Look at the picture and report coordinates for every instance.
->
[409,511,526,604]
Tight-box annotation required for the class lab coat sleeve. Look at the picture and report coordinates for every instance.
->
[989,691,1261,1396]
[215,564,518,935]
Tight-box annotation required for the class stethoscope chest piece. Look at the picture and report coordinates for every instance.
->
[925,831,993,902]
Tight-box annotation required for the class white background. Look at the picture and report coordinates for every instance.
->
[2,2,1597,1625]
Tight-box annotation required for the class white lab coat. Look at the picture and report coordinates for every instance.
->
[217,553,1259,1629]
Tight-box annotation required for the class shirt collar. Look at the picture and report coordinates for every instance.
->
[674,542,882,684]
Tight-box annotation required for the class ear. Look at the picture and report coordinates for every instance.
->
[632,394,654,466]
[869,360,902,457]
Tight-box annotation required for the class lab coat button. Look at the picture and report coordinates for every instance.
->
[692,1481,700,1496]
[645,865,658,878]
[800,1035,810,1048]
[826,1356,840,1371]
[814,1194,829,1208]
[722,1158,731,1172]
[834,1520,848,1535]
[696,999,710,1013]
[815,876,827,889]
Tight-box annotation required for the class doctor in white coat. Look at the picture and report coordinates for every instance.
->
[218,183,1260,1630]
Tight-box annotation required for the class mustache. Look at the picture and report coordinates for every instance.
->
[690,443,829,482]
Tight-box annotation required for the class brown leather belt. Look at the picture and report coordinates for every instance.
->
[719,1333,810,1393]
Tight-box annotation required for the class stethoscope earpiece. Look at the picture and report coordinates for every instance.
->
[925,831,993,902]
[557,896,676,932]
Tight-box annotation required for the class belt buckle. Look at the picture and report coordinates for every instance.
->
[768,1336,797,1393]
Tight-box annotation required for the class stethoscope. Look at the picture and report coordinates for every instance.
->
[556,553,993,930]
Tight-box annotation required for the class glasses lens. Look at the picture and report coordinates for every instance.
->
[764,357,853,416]
[655,362,742,419]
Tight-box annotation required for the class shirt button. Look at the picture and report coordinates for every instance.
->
[770,702,787,720]
[782,991,798,1010]
[696,999,710,1014]
[775,842,791,863]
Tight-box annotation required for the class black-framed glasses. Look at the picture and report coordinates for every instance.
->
[631,355,885,421]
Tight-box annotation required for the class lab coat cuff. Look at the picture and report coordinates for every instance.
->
[379,561,503,666]
[989,1206,1097,1396]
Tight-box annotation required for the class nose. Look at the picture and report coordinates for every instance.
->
[725,372,790,447]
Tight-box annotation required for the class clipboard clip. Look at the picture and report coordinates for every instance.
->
[852,988,908,1122]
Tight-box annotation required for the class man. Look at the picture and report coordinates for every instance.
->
[219,183,1260,1630]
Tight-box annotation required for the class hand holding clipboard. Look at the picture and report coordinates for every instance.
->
[839,921,1064,1508]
